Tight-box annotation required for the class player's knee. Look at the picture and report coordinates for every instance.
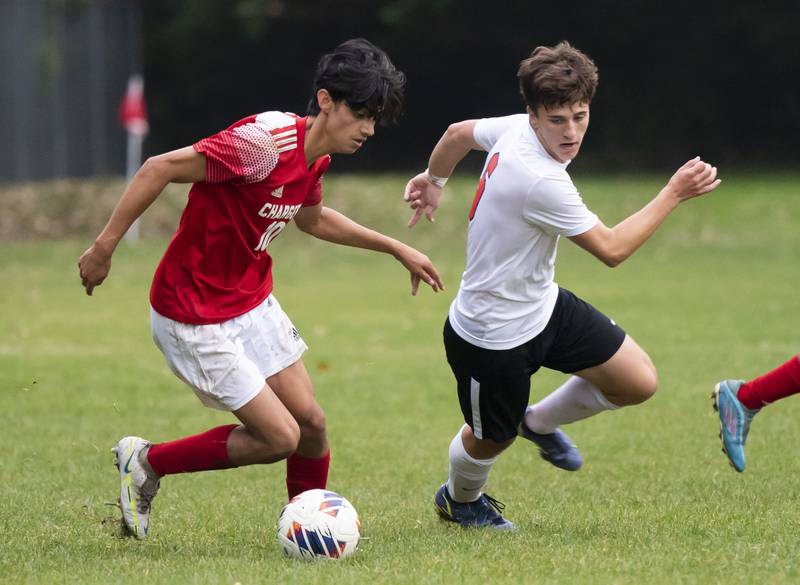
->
[640,369,659,402]
[629,361,658,404]
[254,418,301,459]
[298,407,326,439]
[274,427,302,460]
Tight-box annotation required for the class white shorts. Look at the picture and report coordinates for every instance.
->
[150,295,308,411]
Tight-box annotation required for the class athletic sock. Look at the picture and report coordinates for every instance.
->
[146,424,238,476]
[737,355,800,410]
[446,425,496,503]
[286,450,331,500]
[524,376,619,434]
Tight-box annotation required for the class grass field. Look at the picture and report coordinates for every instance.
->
[1,172,799,584]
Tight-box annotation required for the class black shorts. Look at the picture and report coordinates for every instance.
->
[443,287,626,443]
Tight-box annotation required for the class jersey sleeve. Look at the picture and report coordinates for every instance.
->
[473,114,528,152]
[304,177,323,207]
[193,121,280,184]
[523,174,598,237]
[303,155,330,207]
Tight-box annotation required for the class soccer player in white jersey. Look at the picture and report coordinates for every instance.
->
[78,39,444,539]
[403,41,721,530]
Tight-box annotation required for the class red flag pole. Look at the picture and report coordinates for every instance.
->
[119,74,149,243]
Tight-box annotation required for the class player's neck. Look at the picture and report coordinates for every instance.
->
[303,115,330,167]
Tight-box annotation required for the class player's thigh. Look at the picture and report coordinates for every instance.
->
[243,294,309,382]
[230,295,325,431]
[575,335,658,405]
[151,307,267,411]
[444,318,530,443]
[267,358,325,433]
[233,383,300,450]
[541,288,626,375]
[239,295,322,427]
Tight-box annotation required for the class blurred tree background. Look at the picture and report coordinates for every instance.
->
[143,0,800,173]
[2,0,798,182]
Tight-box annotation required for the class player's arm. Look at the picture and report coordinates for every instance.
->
[294,204,444,295]
[569,157,721,267]
[78,146,206,295]
[403,120,481,227]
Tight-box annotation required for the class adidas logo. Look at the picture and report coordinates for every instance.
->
[271,185,284,198]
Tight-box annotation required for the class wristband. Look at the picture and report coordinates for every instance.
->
[424,168,448,188]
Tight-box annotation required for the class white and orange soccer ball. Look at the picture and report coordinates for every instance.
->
[277,489,361,560]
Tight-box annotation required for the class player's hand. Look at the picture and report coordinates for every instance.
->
[78,241,113,296]
[403,172,443,228]
[393,243,444,295]
[665,156,721,202]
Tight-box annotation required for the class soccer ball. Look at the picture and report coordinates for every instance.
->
[277,489,361,560]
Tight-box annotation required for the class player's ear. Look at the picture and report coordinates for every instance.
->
[316,89,334,114]
[527,105,538,128]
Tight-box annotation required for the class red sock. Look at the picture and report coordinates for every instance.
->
[737,355,800,410]
[286,450,330,499]
[146,424,238,476]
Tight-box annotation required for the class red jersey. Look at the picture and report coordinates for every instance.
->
[150,111,330,324]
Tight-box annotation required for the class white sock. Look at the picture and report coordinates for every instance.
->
[524,376,619,434]
[446,426,497,503]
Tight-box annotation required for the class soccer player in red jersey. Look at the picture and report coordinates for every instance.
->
[714,355,800,472]
[78,39,443,539]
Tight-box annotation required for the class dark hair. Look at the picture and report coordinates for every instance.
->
[517,41,598,111]
[306,38,406,125]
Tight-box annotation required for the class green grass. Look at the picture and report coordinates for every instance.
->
[1,172,799,584]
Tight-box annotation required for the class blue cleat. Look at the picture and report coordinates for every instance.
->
[713,380,760,472]
[518,423,583,471]
[434,484,516,531]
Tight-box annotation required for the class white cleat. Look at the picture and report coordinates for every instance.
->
[112,436,160,539]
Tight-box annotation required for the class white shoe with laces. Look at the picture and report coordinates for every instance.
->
[112,436,160,539]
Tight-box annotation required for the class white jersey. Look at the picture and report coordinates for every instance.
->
[448,114,598,350]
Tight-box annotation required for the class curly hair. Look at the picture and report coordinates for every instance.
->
[517,41,599,111]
